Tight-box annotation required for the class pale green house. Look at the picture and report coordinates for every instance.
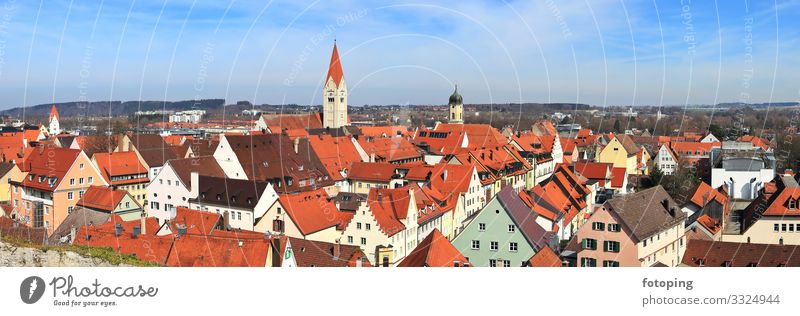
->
[76,186,143,221]
[453,186,555,267]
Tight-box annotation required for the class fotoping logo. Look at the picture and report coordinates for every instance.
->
[20,276,46,304]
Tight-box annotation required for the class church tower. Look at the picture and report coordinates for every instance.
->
[49,105,61,135]
[322,41,348,128]
[448,85,463,124]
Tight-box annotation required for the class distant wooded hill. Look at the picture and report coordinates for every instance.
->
[0,99,226,118]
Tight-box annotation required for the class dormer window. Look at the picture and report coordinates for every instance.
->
[790,199,797,209]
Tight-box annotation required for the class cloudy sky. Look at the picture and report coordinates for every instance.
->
[0,0,798,109]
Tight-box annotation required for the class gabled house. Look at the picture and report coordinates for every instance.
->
[188,176,275,231]
[569,186,685,267]
[347,162,408,194]
[339,187,419,266]
[681,239,800,267]
[732,175,800,245]
[654,143,678,175]
[0,162,22,202]
[76,186,142,221]
[596,134,641,175]
[10,147,108,234]
[453,186,555,267]
[146,156,226,222]
[355,136,423,164]
[306,134,364,193]
[255,188,353,244]
[213,133,333,192]
[520,164,592,241]
[116,134,181,179]
[92,151,149,206]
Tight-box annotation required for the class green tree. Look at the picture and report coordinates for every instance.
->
[613,119,621,133]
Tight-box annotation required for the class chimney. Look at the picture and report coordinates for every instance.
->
[660,198,669,211]
[333,239,341,261]
[370,152,376,162]
[190,171,200,198]
[69,226,77,243]
[293,137,300,154]
[140,212,147,235]
[442,169,448,181]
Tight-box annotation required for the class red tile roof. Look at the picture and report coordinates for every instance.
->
[307,135,363,181]
[527,246,562,267]
[737,135,771,151]
[572,162,612,183]
[278,189,353,235]
[682,239,800,267]
[610,167,627,189]
[347,162,400,182]
[367,187,414,236]
[357,137,421,162]
[93,151,149,185]
[275,236,370,267]
[399,229,470,267]
[434,123,508,149]
[76,186,132,212]
[18,147,82,192]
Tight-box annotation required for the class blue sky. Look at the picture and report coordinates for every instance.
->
[0,0,798,109]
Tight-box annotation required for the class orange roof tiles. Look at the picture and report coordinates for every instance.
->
[307,135,363,181]
[76,186,132,212]
[18,147,82,192]
[367,187,413,236]
[278,189,353,235]
[399,229,470,267]
[357,137,421,162]
[93,151,148,185]
[527,246,562,267]
[610,167,627,189]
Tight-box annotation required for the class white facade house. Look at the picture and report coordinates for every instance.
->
[145,157,224,222]
[49,105,61,135]
[188,181,278,231]
[710,146,776,200]
[169,110,206,124]
[655,144,678,175]
[700,133,719,143]
[212,134,249,180]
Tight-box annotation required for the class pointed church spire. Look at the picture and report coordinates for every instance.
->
[49,105,59,121]
[326,41,344,87]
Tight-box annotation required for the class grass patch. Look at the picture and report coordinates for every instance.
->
[1,235,160,267]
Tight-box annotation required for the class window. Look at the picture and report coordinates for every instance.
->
[643,239,648,247]
[503,260,511,267]
[68,206,73,214]
[775,224,780,232]
[791,224,796,232]
[581,257,597,267]
[607,223,621,232]
[508,224,515,233]
[67,192,74,200]
[79,190,84,198]
[88,176,93,184]
[79,177,84,184]
[490,241,499,251]
[347,236,353,243]
[592,222,605,231]
[604,241,620,253]
[70,178,75,185]
[357,223,362,230]
[603,260,620,267]
[509,242,518,252]
[581,238,597,250]
[79,163,84,170]
[273,219,284,232]
[478,223,486,232]
[489,259,497,267]
[471,240,480,250]
[365,223,371,231]
[360,237,367,245]
[782,224,788,232]
[789,199,797,209]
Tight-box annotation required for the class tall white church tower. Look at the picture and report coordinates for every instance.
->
[322,41,348,128]
[48,105,61,135]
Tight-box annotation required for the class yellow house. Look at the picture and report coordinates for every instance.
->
[597,135,641,175]
[0,162,22,202]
